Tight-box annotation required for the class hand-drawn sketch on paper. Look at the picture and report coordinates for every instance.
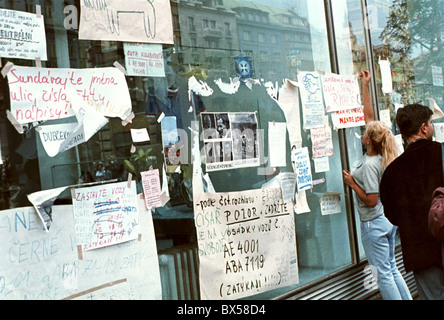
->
[298,71,325,129]
[79,0,174,44]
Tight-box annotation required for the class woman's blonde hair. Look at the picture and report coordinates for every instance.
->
[365,121,398,172]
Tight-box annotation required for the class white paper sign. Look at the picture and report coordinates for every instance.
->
[141,169,161,209]
[27,186,68,231]
[79,0,174,44]
[395,134,404,155]
[298,71,325,129]
[310,125,334,158]
[268,122,287,167]
[124,43,165,77]
[379,59,393,94]
[379,109,392,129]
[58,94,109,154]
[0,8,47,60]
[72,181,140,251]
[279,172,296,203]
[194,188,298,300]
[292,147,312,192]
[434,123,444,142]
[38,123,77,157]
[432,66,443,87]
[321,73,361,113]
[314,156,330,173]
[320,192,341,215]
[0,202,162,300]
[130,128,150,143]
[295,190,311,214]
[6,65,132,124]
[331,107,365,129]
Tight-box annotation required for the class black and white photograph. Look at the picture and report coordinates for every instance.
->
[201,112,259,171]
[202,113,217,140]
[230,112,259,161]
[215,113,231,139]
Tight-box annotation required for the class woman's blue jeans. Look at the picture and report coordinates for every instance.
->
[361,214,412,300]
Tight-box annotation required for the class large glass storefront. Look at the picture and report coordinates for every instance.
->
[0,0,442,300]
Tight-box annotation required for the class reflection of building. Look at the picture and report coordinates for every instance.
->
[225,0,314,81]
[174,0,240,79]
[175,0,314,81]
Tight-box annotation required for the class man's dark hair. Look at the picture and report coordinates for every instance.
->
[396,104,433,138]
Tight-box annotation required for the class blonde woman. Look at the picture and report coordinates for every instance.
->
[342,70,412,300]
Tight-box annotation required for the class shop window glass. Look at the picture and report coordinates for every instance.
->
[331,0,369,261]
[367,0,444,134]
[175,0,352,299]
[0,0,377,300]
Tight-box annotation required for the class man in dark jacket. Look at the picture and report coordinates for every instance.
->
[380,104,444,300]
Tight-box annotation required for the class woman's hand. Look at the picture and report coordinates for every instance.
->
[342,170,355,187]
[343,169,378,207]
[360,70,371,87]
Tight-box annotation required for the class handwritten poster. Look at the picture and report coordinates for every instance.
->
[330,107,365,129]
[0,202,162,300]
[194,188,298,300]
[321,73,361,113]
[79,0,174,44]
[6,65,132,125]
[292,147,312,192]
[320,192,341,215]
[124,43,165,77]
[310,125,334,158]
[141,169,162,209]
[0,8,47,60]
[72,181,140,251]
[298,71,325,129]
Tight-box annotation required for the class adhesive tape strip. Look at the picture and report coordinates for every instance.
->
[6,110,24,134]
[77,245,83,260]
[1,61,14,78]
[36,5,41,18]
[121,112,135,126]
[113,61,127,75]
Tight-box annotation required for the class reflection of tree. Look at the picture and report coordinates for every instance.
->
[380,0,444,99]
[380,0,444,55]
